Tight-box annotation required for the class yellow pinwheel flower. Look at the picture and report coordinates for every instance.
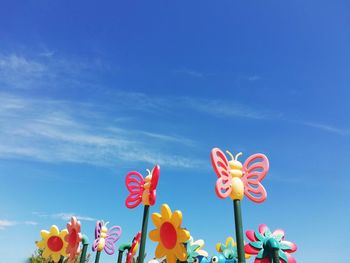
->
[36,225,69,262]
[149,204,190,263]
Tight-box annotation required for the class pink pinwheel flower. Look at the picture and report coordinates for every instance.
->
[65,217,83,262]
[245,224,297,263]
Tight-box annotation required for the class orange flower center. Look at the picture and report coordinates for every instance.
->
[160,222,177,249]
[47,236,63,252]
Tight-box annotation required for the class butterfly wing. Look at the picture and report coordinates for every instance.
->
[104,226,122,255]
[149,164,160,205]
[125,171,145,208]
[95,221,102,239]
[211,148,232,199]
[241,153,269,203]
[92,238,100,252]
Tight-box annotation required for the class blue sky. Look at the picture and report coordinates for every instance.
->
[0,1,349,262]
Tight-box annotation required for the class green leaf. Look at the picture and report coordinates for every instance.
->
[250,241,263,250]
[279,250,288,262]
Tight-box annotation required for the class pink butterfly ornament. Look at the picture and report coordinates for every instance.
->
[211,148,269,203]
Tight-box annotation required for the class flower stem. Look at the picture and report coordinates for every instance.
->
[94,251,101,263]
[118,243,131,263]
[58,256,64,263]
[79,235,89,263]
[233,200,246,263]
[272,248,280,263]
[138,205,150,263]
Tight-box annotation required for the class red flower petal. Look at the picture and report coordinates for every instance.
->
[246,230,258,242]
[244,244,259,255]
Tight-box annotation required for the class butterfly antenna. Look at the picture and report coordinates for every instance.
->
[226,150,235,160]
[235,152,243,160]
[146,169,151,176]
[105,221,109,227]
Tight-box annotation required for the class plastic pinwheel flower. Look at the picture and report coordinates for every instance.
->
[65,216,83,262]
[149,203,191,263]
[186,236,208,263]
[36,225,69,262]
[216,237,250,261]
[244,224,297,263]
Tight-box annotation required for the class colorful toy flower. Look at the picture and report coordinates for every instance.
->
[216,237,250,261]
[149,203,191,263]
[186,236,208,263]
[65,216,83,262]
[36,225,68,262]
[126,231,142,263]
[125,164,160,208]
[244,224,297,263]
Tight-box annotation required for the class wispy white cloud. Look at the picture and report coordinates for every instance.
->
[173,68,204,78]
[0,92,203,168]
[33,212,96,222]
[248,75,260,81]
[301,121,350,136]
[0,220,17,229]
[24,221,38,226]
[0,52,274,169]
[0,219,38,229]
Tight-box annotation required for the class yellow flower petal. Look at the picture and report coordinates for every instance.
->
[40,230,50,239]
[151,213,162,227]
[149,229,160,241]
[161,204,172,221]
[59,229,68,239]
[155,243,166,258]
[51,253,61,262]
[225,237,235,247]
[216,242,222,252]
[174,243,187,261]
[50,225,60,236]
[167,253,177,263]
[177,229,190,242]
[41,249,50,260]
[170,210,182,228]
[36,240,45,249]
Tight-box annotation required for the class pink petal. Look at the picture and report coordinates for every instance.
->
[286,253,296,263]
[281,241,297,253]
[272,229,285,239]
[244,244,259,255]
[259,224,269,235]
[246,230,258,242]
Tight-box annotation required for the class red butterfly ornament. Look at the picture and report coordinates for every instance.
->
[125,164,160,209]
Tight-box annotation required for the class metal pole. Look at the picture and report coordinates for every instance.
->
[233,200,246,263]
[138,205,150,263]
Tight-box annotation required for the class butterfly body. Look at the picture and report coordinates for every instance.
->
[211,148,269,203]
[92,221,122,255]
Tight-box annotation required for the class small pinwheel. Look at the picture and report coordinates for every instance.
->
[186,236,208,263]
[244,224,297,263]
[216,237,251,262]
